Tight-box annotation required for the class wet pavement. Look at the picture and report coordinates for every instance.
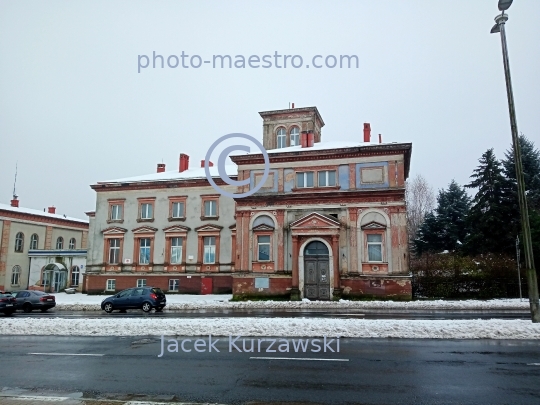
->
[1,335,539,404]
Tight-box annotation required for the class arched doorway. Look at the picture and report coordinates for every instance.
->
[304,241,330,300]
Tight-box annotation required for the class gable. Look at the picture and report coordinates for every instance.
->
[132,226,158,234]
[252,223,275,231]
[360,221,386,230]
[195,224,224,232]
[102,226,127,235]
[290,212,340,230]
[163,225,191,233]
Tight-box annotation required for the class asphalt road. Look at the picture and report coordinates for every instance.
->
[7,308,531,319]
[1,336,539,405]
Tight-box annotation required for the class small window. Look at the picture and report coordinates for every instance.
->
[169,279,179,291]
[56,237,64,249]
[69,238,76,249]
[71,266,80,286]
[204,200,217,217]
[131,287,144,296]
[290,127,300,146]
[140,203,153,219]
[108,238,121,264]
[170,237,183,264]
[318,170,336,187]
[203,236,216,264]
[296,172,314,188]
[117,289,131,297]
[136,279,147,288]
[171,201,185,218]
[257,235,271,261]
[367,234,383,262]
[14,232,24,252]
[30,234,39,250]
[11,265,21,285]
[110,204,123,220]
[277,127,286,149]
[106,279,116,291]
[139,238,151,264]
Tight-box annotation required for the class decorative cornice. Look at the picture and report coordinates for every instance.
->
[195,224,224,232]
[132,226,158,233]
[0,209,89,229]
[163,225,191,232]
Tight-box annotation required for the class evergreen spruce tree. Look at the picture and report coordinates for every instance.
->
[414,212,442,255]
[465,148,517,255]
[502,134,540,211]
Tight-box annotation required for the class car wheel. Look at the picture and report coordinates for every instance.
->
[23,303,32,313]
[103,303,114,313]
[142,302,152,312]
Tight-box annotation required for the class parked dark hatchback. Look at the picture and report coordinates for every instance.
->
[101,287,166,313]
[0,292,16,316]
[13,290,56,312]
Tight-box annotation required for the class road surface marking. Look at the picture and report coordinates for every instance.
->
[28,352,104,356]
[527,363,540,366]
[1,395,68,401]
[250,356,349,362]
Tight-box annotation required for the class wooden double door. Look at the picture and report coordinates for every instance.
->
[304,241,330,300]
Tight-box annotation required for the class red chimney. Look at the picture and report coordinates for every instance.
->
[201,160,214,168]
[179,154,189,172]
[48,206,56,214]
[300,131,308,148]
[363,123,371,143]
[307,131,314,147]
[291,102,295,109]
[10,198,19,208]
[379,134,382,144]
[157,163,166,173]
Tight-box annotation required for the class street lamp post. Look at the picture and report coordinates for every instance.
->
[491,0,539,322]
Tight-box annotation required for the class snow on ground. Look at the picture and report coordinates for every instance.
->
[2,317,539,339]
[52,293,530,311]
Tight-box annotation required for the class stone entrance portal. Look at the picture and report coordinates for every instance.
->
[304,241,330,300]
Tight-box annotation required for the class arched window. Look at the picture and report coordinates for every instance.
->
[71,266,80,286]
[290,126,300,146]
[30,234,39,250]
[252,215,276,262]
[69,238,76,249]
[56,237,64,249]
[276,127,286,149]
[14,232,24,252]
[11,265,21,285]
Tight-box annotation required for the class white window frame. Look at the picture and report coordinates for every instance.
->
[71,266,80,286]
[290,127,300,146]
[140,203,153,219]
[204,200,217,217]
[170,237,183,264]
[277,128,286,149]
[56,237,64,250]
[30,234,39,250]
[110,204,122,220]
[318,170,337,187]
[367,233,384,263]
[14,232,24,252]
[136,279,147,288]
[69,238,76,249]
[139,238,151,264]
[109,238,120,264]
[203,236,216,264]
[296,172,314,188]
[171,201,185,218]
[106,279,116,291]
[257,235,271,262]
[169,279,179,292]
[11,265,21,286]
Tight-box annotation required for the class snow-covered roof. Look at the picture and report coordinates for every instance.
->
[98,165,238,184]
[238,141,411,155]
[0,203,89,224]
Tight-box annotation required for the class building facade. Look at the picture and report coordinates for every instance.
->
[0,200,89,291]
[85,106,412,300]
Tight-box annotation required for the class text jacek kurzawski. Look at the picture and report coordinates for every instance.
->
[157,335,340,357]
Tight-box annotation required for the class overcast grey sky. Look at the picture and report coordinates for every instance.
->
[1,0,539,219]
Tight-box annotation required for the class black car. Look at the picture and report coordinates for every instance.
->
[13,290,56,312]
[0,292,16,316]
[101,287,166,313]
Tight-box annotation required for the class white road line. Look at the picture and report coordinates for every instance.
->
[527,363,540,366]
[2,396,68,401]
[28,352,104,356]
[250,356,349,362]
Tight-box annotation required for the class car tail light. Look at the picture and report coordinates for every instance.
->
[150,293,157,300]
[0,298,8,302]
[40,296,54,302]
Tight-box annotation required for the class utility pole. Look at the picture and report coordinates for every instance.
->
[491,0,539,322]
[516,235,522,301]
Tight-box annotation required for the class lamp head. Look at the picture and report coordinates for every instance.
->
[490,23,501,33]
[498,0,513,11]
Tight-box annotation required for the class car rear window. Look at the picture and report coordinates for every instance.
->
[32,291,46,296]
[151,288,164,295]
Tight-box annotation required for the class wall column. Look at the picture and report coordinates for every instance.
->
[290,234,300,300]
[348,208,358,273]
[276,209,285,271]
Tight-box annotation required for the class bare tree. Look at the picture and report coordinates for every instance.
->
[406,174,435,242]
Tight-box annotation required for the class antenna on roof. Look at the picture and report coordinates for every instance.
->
[12,162,18,199]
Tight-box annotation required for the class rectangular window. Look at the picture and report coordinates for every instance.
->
[108,239,120,264]
[136,279,146,288]
[318,170,336,187]
[296,172,314,188]
[110,204,123,220]
[139,238,151,264]
[106,279,116,291]
[367,234,383,262]
[171,201,185,218]
[203,236,216,264]
[170,237,183,264]
[204,200,217,217]
[169,279,179,291]
[140,203,153,219]
[257,235,271,261]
